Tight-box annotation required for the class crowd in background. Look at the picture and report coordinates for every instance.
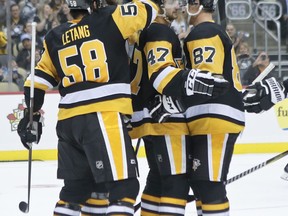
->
[0,0,72,91]
[0,0,288,91]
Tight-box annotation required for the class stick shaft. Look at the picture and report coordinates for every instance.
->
[225,150,288,184]
[252,62,275,84]
[26,21,37,212]
[135,138,141,156]
[243,62,275,98]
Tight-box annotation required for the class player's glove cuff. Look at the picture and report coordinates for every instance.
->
[184,69,229,98]
[148,94,184,123]
[17,108,43,149]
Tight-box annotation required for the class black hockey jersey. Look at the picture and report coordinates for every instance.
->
[129,22,189,139]
[183,21,245,134]
[24,1,158,120]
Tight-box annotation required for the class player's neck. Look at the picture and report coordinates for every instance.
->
[191,12,213,26]
[155,16,170,26]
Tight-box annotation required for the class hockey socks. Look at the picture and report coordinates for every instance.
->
[53,200,81,216]
[81,192,109,216]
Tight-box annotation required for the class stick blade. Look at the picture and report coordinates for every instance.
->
[19,201,29,213]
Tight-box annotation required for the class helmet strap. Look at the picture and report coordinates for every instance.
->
[157,7,172,24]
[186,4,203,16]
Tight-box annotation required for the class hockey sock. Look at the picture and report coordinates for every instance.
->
[141,193,161,216]
[159,196,187,215]
[201,199,229,216]
[81,192,109,216]
[195,199,203,216]
[106,198,135,216]
[158,174,189,215]
[53,200,81,216]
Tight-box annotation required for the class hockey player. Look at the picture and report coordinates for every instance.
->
[16,0,158,215]
[183,0,245,215]
[130,1,190,214]
[129,0,230,215]
[243,77,288,181]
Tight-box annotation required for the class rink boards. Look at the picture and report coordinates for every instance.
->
[1,91,288,161]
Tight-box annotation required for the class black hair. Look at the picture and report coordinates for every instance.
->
[70,9,90,19]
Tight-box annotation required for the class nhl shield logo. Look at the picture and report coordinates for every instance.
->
[96,161,104,169]
[192,159,201,171]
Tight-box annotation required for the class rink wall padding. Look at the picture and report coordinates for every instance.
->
[1,143,288,161]
[2,92,288,161]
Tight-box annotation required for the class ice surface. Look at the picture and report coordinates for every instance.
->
[1,153,288,216]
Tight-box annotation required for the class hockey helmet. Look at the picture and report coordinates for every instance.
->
[66,0,110,11]
[66,0,92,10]
[151,0,164,8]
[187,0,217,12]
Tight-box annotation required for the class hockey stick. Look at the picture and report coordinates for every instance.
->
[225,149,288,184]
[134,138,142,212]
[185,149,288,203]
[19,22,37,214]
[243,62,275,99]
[135,138,142,156]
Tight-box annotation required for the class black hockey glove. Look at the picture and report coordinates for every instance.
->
[17,108,43,150]
[243,77,287,113]
[185,69,230,99]
[148,94,185,123]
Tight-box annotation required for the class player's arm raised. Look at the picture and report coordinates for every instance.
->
[112,0,158,39]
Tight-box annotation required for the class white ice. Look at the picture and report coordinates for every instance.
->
[1,153,288,216]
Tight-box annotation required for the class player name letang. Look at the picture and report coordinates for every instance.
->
[62,25,91,45]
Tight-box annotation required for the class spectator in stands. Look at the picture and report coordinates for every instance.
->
[0,63,4,81]
[237,42,273,87]
[10,3,26,48]
[34,3,54,42]
[51,18,60,29]
[16,33,32,71]
[226,22,249,53]
[0,31,7,55]
[21,0,39,23]
[0,0,6,28]
[0,60,24,90]
[23,21,43,49]
[49,0,64,19]
[57,2,73,24]
[170,8,189,41]
[10,60,25,90]
[278,0,288,51]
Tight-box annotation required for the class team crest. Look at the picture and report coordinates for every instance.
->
[192,158,201,171]
[7,100,45,131]
[96,161,104,169]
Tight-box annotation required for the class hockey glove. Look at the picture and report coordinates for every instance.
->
[17,108,43,149]
[243,77,287,113]
[148,94,185,123]
[185,69,230,99]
